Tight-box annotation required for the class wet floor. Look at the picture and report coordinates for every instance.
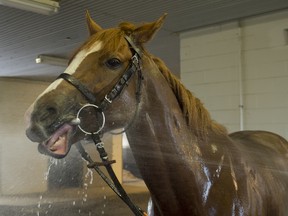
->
[0,185,150,216]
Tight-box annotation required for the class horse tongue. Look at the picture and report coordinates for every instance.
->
[49,133,68,155]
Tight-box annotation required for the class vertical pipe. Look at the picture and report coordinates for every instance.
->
[237,22,244,131]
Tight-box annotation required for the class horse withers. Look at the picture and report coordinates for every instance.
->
[25,12,288,215]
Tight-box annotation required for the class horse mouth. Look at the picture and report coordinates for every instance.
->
[38,123,74,158]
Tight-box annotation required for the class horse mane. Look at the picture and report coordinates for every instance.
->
[152,57,228,139]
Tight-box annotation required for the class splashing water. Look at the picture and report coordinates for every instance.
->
[44,158,59,180]
[81,169,93,205]
[37,195,42,208]
[39,158,59,215]
[85,165,94,185]
[35,195,43,216]
[101,186,107,215]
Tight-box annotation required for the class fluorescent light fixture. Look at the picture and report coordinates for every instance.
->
[0,0,60,15]
[36,55,68,67]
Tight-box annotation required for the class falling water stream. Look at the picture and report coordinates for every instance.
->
[101,187,106,215]
[37,158,59,216]
[35,156,108,215]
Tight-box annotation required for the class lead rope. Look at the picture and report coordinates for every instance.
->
[76,134,147,216]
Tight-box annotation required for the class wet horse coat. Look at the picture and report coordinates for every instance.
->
[25,12,288,215]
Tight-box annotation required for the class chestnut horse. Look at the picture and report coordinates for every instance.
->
[25,12,288,215]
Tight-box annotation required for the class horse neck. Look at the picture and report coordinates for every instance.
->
[125,55,230,214]
[126,55,228,163]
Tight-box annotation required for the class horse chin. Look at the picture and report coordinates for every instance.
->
[38,123,75,159]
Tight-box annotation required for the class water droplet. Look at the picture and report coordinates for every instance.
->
[103,195,106,200]
[72,201,76,206]
[84,168,94,184]
[44,158,58,180]
[102,210,105,214]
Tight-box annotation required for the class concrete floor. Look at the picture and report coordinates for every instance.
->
[0,184,150,216]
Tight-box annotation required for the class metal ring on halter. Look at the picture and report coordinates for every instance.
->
[76,104,105,135]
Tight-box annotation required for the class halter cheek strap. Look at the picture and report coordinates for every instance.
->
[100,53,142,110]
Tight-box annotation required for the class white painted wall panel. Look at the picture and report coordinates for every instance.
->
[244,61,288,80]
[181,52,238,72]
[180,10,288,139]
[0,78,48,194]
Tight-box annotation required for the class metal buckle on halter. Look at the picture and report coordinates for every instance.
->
[95,141,105,149]
[131,54,139,67]
[132,54,142,73]
[104,94,112,104]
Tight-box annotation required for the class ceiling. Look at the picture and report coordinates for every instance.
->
[1,0,288,81]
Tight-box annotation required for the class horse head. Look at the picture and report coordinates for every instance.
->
[25,12,167,158]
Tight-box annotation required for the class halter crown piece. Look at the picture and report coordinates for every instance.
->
[57,35,146,216]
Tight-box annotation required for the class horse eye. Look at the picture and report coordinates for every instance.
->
[105,58,122,69]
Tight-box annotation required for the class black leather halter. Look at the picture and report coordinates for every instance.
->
[56,35,146,216]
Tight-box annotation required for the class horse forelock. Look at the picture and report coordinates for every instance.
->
[152,57,227,139]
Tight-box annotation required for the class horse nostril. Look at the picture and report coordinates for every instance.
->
[47,106,57,115]
[39,106,58,122]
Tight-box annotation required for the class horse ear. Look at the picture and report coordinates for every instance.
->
[86,10,102,35]
[133,13,167,44]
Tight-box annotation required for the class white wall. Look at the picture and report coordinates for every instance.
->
[0,78,48,194]
[180,10,288,139]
